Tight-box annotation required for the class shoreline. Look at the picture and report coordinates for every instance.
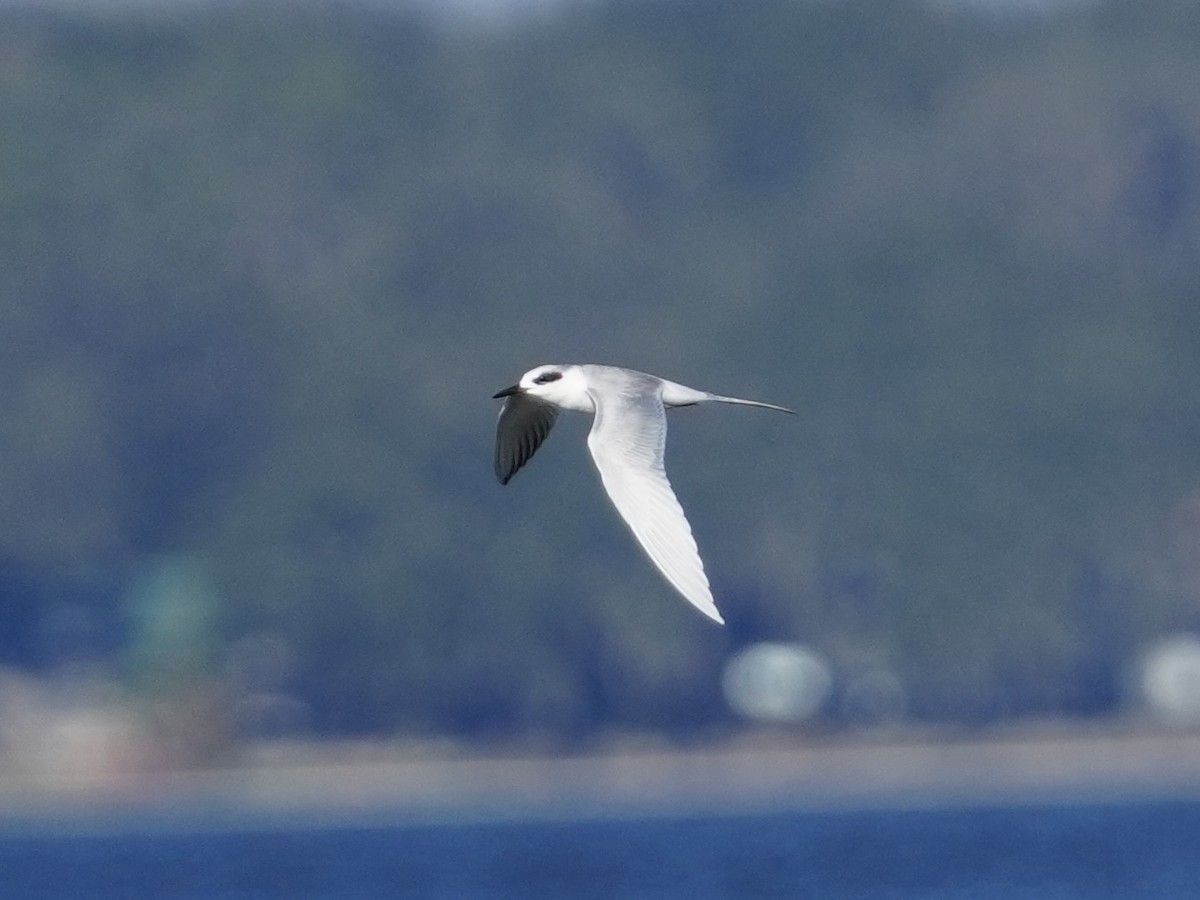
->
[3,722,1200,828]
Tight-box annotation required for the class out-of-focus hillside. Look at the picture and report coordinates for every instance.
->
[1,0,1199,749]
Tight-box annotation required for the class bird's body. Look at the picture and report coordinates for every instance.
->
[492,364,793,624]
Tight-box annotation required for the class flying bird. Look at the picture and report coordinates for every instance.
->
[492,364,794,624]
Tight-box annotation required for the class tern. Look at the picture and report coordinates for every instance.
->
[492,364,794,624]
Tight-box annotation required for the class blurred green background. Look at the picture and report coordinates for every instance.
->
[2,0,1199,764]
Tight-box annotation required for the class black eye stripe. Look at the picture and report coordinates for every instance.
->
[533,371,563,384]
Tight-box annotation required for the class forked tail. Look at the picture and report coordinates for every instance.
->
[710,394,796,415]
[659,378,795,413]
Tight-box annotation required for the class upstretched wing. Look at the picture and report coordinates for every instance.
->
[495,394,559,485]
[584,386,723,624]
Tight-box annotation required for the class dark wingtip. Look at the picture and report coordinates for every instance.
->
[495,458,515,484]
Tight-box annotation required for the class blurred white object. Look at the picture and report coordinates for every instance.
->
[722,642,832,723]
[1140,634,1200,727]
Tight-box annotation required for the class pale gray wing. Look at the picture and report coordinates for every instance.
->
[585,387,723,624]
[495,394,559,485]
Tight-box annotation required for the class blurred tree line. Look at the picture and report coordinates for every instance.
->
[1,0,1200,743]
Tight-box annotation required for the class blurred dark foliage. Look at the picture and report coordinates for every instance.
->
[1,0,1199,740]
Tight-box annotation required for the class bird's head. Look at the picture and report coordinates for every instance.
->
[492,364,594,412]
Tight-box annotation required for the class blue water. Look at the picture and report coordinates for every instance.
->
[2,798,1199,898]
